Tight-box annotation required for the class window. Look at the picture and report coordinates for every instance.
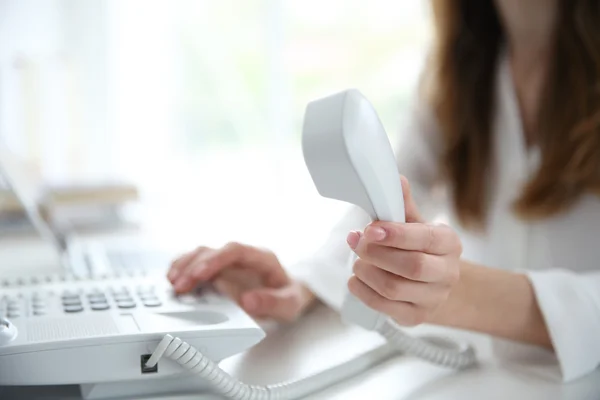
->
[1,0,432,259]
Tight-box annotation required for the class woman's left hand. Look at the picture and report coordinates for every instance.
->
[346,176,463,326]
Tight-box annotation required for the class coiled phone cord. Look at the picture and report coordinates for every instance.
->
[146,320,476,400]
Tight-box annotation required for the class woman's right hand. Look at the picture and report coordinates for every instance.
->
[166,243,316,322]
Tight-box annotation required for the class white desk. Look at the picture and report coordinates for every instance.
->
[1,223,599,400]
[2,304,599,400]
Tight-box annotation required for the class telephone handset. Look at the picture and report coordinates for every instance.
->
[301,87,407,332]
[301,89,476,366]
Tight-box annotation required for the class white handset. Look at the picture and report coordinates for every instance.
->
[302,89,476,369]
[302,88,405,331]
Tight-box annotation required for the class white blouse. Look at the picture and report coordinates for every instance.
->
[290,52,600,383]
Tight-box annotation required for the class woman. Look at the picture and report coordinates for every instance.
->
[167,0,600,382]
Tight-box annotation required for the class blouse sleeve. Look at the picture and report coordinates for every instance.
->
[288,94,446,310]
[526,269,600,382]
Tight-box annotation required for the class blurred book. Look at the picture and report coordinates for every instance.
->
[39,181,141,234]
[0,181,141,237]
[41,181,139,208]
[0,142,142,237]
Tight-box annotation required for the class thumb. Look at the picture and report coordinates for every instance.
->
[240,286,301,322]
[400,175,424,223]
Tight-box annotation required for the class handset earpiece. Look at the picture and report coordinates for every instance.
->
[0,317,18,346]
[302,89,405,223]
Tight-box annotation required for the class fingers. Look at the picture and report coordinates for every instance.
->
[170,242,289,294]
[363,222,462,255]
[347,276,427,327]
[344,177,461,328]
[352,259,448,307]
[202,243,288,285]
[212,271,313,322]
[400,176,423,223]
[348,231,454,283]
[212,268,263,300]
[239,284,309,322]
[167,246,209,283]
[172,248,218,293]
[187,242,247,281]
[359,175,462,255]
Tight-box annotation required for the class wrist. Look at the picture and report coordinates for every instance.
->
[426,259,552,348]
[427,260,475,327]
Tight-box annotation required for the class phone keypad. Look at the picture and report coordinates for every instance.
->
[0,283,224,320]
[1,284,167,318]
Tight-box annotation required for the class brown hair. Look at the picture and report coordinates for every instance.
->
[426,0,600,229]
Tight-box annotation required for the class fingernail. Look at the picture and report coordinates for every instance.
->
[365,226,386,241]
[346,231,361,249]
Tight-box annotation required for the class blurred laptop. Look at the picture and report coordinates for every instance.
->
[0,143,175,286]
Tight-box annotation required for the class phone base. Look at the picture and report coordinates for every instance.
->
[80,376,212,400]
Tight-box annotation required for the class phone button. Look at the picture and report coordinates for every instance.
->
[142,299,162,308]
[88,293,108,302]
[113,294,133,302]
[64,305,84,313]
[116,301,137,309]
[62,298,82,306]
[32,300,46,309]
[89,296,108,304]
[91,303,110,311]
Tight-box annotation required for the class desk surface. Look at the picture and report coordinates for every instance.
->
[1,229,599,400]
[2,304,599,400]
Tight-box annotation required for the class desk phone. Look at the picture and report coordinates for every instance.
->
[0,271,264,399]
[0,144,265,399]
